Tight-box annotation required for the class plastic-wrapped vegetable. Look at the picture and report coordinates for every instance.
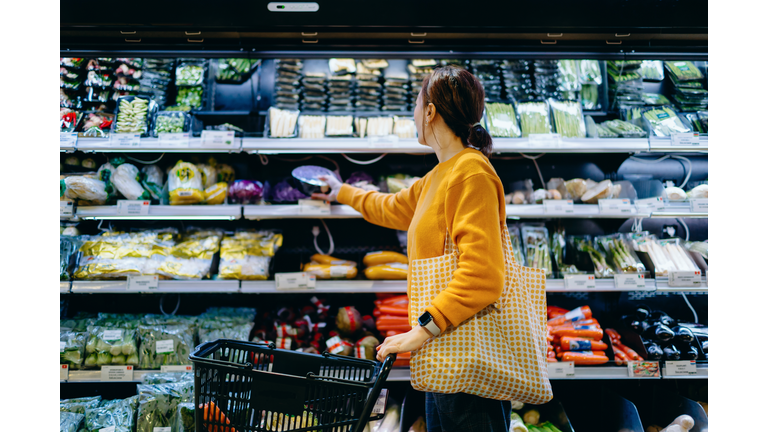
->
[658,238,700,272]
[141,165,164,201]
[198,321,253,345]
[142,372,194,384]
[138,323,195,369]
[156,229,222,280]
[596,234,646,273]
[60,412,85,432]
[517,101,552,137]
[218,230,283,280]
[197,163,218,189]
[60,330,86,369]
[61,396,101,414]
[664,61,704,81]
[113,163,151,200]
[84,326,139,369]
[60,236,80,280]
[176,63,205,86]
[64,176,108,204]
[549,99,586,138]
[173,402,196,432]
[83,396,138,432]
[176,86,203,108]
[639,60,665,81]
[114,97,150,135]
[153,111,189,135]
[600,119,647,138]
[642,107,691,137]
[571,235,614,278]
[508,224,525,266]
[136,380,195,432]
[96,162,118,203]
[204,182,228,205]
[633,235,674,277]
[169,161,204,205]
[552,227,578,276]
[228,180,264,204]
[269,179,309,203]
[486,102,521,138]
[521,225,552,276]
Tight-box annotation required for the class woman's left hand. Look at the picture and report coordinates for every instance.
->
[376,326,434,362]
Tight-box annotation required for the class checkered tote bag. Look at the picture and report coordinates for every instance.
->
[408,223,552,404]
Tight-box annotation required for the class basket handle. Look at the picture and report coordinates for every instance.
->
[306,353,397,386]
[190,339,276,369]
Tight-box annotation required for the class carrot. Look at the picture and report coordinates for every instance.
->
[605,328,621,341]
[547,357,558,363]
[377,305,409,316]
[613,348,629,366]
[558,350,604,359]
[376,315,410,324]
[547,306,569,319]
[560,337,608,351]
[380,295,408,306]
[547,306,592,326]
[573,318,600,327]
[551,326,604,341]
[613,342,642,361]
[200,402,238,432]
[560,352,610,365]
[375,324,413,332]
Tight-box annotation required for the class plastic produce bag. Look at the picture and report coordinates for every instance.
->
[218,230,283,280]
[600,119,647,138]
[141,165,164,201]
[142,372,194,384]
[229,180,264,204]
[521,225,552,276]
[113,163,151,200]
[595,234,646,273]
[157,229,222,280]
[60,412,85,432]
[64,176,108,204]
[136,380,195,432]
[508,224,525,266]
[570,235,614,278]
[84,326,139,369]
[197,163,218,189]
[549,99,586,138]
[60,330,86,369]
[61,396,101,414]
[486,102,521,138]
[552,226,578,276]
[173,402,196,432]
[138,323,195,369]
[83,396,138,432]
[169,160,204,205]
[205,182,228,205]
[639,60,665,81]
[517,101,552,137]
[198,321,253,345]
[642,107,691,137]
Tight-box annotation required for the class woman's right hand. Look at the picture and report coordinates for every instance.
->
[311,175,343,202]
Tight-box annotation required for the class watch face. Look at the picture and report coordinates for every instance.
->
[418,312,431,326]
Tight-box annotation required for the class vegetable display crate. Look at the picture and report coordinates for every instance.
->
[191,339,395,432]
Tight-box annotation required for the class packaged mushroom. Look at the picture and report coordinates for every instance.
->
[325,115,354,136]
[298,115,326,139]
[268,107,300,138]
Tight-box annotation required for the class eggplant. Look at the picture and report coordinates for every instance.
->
[701,340,708,353]
[649,311,676,327]
[634,307,651,321]
[672,326,695,343]
[663,344,681,360]
[679,344,699,361]
[644,341,664,360]
[642,323,675,342]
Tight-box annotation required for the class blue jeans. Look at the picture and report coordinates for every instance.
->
[425,392,512,432]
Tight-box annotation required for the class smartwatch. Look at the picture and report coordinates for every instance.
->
[418,311,441,337]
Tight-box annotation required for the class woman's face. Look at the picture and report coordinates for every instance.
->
[414,89,427,146]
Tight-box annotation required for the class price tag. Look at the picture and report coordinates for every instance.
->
[101,365,133,382]
[60,364,69,380]
[564,274,596,290]
[201,130,236,147]
[99,427,116,432]
[153,428,172,432]
[547,361,575,378]
[117,200,150,215]
[60,200,74,217]
[528,133,561,147]
[326,336,345,354]
[156,339,175,354]
[275,272,316,290]
[664,360,697,376]
[330,266,350,278]
[127,275,159,291]
[668,270,703,287]
[102,329,123,341]
[598,198,633,215]
[368,135,398,148]
[614,274,646,289]
[627,360,660,377]
[111,133,141,147]
[372,389,389,415]
[161,365,194,373]
[60,132,78,148]
[158,132,190,146]
[690,198,708,213]
[635,197,664,212]
[298,199,332,215]
[276,337,292,349]
[543,199,574,214]
[671,132,700,146]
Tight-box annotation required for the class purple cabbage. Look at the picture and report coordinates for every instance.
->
[273,180,308,202]
[346,171,375,185]
[228,180,264,204]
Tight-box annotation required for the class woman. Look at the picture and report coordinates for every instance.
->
[313,66,510,431]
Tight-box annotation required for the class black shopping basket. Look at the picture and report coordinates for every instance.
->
[190,339,396,432]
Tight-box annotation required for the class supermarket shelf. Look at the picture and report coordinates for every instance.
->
[243,138,430,154]
[546,278,656,292]
[650,201,708,219]
[70,280,241,294]
[75,137,242,153]
[647,136,708,153]
[65,369,155,383]
[76,205,242,220]
[60,282,71,294]
[241,280,407,294]
[493,138,650,153]
[243,204,363,220]
[654,277,708,292]
[379,366,662,382]
[663,364,708,379]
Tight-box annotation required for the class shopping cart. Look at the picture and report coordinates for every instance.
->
[190,339,396,432]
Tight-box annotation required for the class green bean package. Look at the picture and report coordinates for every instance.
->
[486,102,521,138]
[60,396,101,414]
[60,330,86,369]
[549,99,586,138]
[138,323,195,369]
[84,396,139,432]
[136,380,195,432]
[60,412,85,432]
[84,326,139,369]
[517,101,552,137]
[114,96,154,136]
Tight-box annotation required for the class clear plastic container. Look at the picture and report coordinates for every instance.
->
[266,107,300,138]
[152,111,191,137]
[486,102,521,138]
[112,96,157,137]
[549,99,586,138]
[517,101,552,137]
[175,62,206,86]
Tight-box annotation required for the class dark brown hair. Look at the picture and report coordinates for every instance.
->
[421,65,493,157]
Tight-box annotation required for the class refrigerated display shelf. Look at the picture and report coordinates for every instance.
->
[654,277,708,292]
[241,280,407,293]
[73,137,242,153]
[70,280,241,294]
[75,205,242,220]
[648,136,709,153]
[61,282,71,293]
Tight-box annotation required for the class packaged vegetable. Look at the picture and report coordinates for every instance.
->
[521,225,552,276]
[364,263,408,280]
[311,254,356,266]
[175,62,205,86]
[581,83,600,110]
[60,330,86,369]
[508,224,525,266]
[141,372,194,384]
[325,115,354,136]
[216,58,259,82]
[61,396,101,414]
[643,107,691,137]
[64,176,108,204]
[570,235,614,278]
[79,112,115,137]
[363,250,408,267]
[60,412,85,432]
[60,108,82,133]
[140,165,164,201]
[639,60,665,81]
[664,61,704,81]
[113,163,151,201]
[83,396,139,432]
[580,179,613,204]
[657,238,700,272]
[299,115,327,139]
[153,111,190,136]
[549,99,586,138]
[486,102,522,138]
[228,180,264,204]
[218,230,283,280]
[303,263,358,279]
[600,119,647,138]
[138,323,195,369]
[551,226,578,276]
[518,101,552,137]
[173,402,196,432]
[268,107,300,138]
[84,326,139,368]
[176,86,203,108]
[204,182,228,205]
[393,117,417,139]
[136,380,194,432]
[169,161,204,205]
[114,96,153,136]
[596,234,646,273]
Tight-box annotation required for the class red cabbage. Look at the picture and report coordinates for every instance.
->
[228,180,264,204]
[346,171,375,185]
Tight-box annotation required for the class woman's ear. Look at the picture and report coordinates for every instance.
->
[426,102,436,124]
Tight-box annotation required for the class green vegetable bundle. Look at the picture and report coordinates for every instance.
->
[154,112,189,135]
[664,61,704,81]
[136,380,194,432]
[600,119,647,138]
[83,396,139,432]
[216,58,259,82]
[138,322,195,369]
[176,63,205,86]
[522,226,553,277]
[176,86,203,108]
[596,124,619,138]
[486,102,521,138]
[596,234,646,273]
[580,84,599,110]
[573,236,614,278]
[84,326,139,369]
[639,60,664,81]
[60,412,85,432]
[557,60,581,91]
[552,227,578,276]
[60,330,86,369]
[174,402,196,432]
[115,97,150,134]
[61,396,101,414]
[642,107,691,137]
[517,102,552,137]
[578,60,602,85]
[549,99,586,138]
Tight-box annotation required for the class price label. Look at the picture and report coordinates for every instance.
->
[668,270,703,287]
[117,200,150,215]
[60,364,69,380]
[598,198,633,215]
[547,361,575,378]
[372,389,389,415]
[635,197,664,212]
[99,427,116,432]
[276,337,292,349]
[102,329,123,341]
[158,132,190,146]
[543,199,574,214]
[60,132,78,148]
[201,130,236,147]
[156,339,174,354]
[127,275,159,291]
[330,266,350,278]
[60,200,74,217]
[111,133,141,147]
[161,365,193,373]
[528,133,561,147]
[368,135,398,148]
[664,360,697,376]
[671,132,700,146]
[564,274,596,290]
[275,272,316,290]
[153,428,172,432]
[101,365,133,382]
[325,336,345,354]
[627,360,660,377]
[690,198,708,213]
[298,199,331,215]
[614,274,646,289]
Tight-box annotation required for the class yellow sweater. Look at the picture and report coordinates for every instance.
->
[338,148,506,333]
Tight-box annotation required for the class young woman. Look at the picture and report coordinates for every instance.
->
[313,65,511,431]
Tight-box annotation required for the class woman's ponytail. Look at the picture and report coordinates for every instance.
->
[468,123,493,157]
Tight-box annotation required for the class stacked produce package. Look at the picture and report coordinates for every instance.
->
[501,60,535,101]
[274,59,303,111]
[408,59,436,100]
[665,61,708,112]
[471,60,504,101]
[546,305,610,365]
[383,69,411,112]
[328,58,355,112]
[578,60,602,111]
[139,58,174,108]
[532,60,563,100]
[608,60,644,111]
[300,72,328,111]
[354,59,385,111]
[373,294,411,367]
[174,61,206,109]
[217,230,283,280]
